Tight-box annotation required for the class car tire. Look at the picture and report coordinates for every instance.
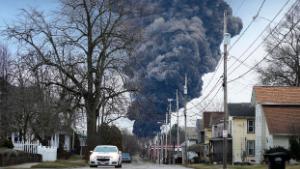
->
[90,165,97,168]
[115,164,122,168]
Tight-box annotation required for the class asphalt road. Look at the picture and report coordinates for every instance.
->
[78,162,190,169]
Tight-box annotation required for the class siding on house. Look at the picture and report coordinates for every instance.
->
[204,128,212,144]
[253,86,300,163]
[231,118,255,163]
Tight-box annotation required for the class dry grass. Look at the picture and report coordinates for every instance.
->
[189,164,300,169]
[31,160,86,168]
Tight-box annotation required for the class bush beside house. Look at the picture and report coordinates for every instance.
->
[0,148,41,167]
[289,137,300,161]
[0,139,13,149]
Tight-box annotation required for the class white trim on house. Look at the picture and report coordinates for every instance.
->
[254,104,293,163]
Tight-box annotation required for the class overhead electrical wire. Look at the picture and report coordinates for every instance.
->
[227,0,293,75]
[181,0,295,115]
[196,0,269,109]
[229,11,300,83]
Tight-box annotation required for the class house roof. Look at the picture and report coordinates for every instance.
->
[228,103,254,117]
[203,111,224,128]
[263,105,300,135]
[253,86,300,105]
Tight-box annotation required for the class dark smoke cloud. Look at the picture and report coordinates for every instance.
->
[124,0,242,137]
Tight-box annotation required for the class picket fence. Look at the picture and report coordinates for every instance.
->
[13,141,57,161]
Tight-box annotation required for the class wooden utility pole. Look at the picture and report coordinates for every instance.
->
[183,74,188,164]
[222,11,230,169]
[168,98,173,164]
[165,113,168,164]
[176,90,180,156]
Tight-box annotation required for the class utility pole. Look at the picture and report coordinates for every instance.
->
[183,74,188,165]
[158,133,161,164]
[168,98,173,164]
[165,113,168,164]
[176,90,180,156]
[161,127,164,164]
[222,11,231,169]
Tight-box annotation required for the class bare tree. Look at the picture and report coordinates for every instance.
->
[0,45,12,139]
[4,0,137,152]
[257,3,300,86]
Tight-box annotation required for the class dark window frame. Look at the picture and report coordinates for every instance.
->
[247,140,255,156]
[247,119,255,133]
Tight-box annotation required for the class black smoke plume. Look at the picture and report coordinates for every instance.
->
[124,0,242,137]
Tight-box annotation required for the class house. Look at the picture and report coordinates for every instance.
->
[202,112,225,144]
[252,86,300,163]
[196,119,203,143]
[209,111,232,163]
[228,103,255,163]
[201,111,224,162]
[186,127,198,143]
[207,103,255,164]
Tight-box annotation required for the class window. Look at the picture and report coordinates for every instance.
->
[247,119,255,133]
[247,140,255,156]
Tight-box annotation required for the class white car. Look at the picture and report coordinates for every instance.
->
[89,145,122,168]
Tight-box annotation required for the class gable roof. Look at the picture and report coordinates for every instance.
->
[203,111,224,128]
[253,86,300,105]
[263,105,300,135]
[228,103,254,117]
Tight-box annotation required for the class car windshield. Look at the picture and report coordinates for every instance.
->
[94,146,118,153]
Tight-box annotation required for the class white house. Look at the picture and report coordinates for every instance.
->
[252,86,300,163]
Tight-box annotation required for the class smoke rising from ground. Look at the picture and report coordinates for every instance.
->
[124,0,242,137]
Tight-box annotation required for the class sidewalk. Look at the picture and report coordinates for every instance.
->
[2,162,40,169]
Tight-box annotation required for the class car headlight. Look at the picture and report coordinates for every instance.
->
[111,154,119,161]
[90,154,97,161]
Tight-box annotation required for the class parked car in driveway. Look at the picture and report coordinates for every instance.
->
[89,145,122,168]
[122,152,132,163]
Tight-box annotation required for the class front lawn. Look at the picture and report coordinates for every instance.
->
[31,160,86,168]
[189,164,300,169]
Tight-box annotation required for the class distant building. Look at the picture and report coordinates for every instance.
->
[252,86,300,163]
[186,127,198,143]
[196,119,203,143]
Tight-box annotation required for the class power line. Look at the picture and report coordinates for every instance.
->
[227,0,293,75]
[187,76,222,111]
[229,0,267,51]
[228,12,300,83]
[199,0,269,104]
[235,0,246,15]
[181,0,293,117]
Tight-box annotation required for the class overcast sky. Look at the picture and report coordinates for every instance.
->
[0,0,296,131]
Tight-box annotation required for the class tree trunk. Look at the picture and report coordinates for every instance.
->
[85,99,97,159]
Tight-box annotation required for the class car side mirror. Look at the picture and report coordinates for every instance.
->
[119,151,122,155]
[90,151,93,153]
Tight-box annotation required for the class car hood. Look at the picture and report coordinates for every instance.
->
[91,152,119,157]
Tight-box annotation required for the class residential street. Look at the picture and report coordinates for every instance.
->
[77,163,190,169]
[4,161,191,169]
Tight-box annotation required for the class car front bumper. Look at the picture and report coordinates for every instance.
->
[90,159,119,166]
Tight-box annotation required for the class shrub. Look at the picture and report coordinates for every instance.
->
[289,137,300,160]
[0,139,14,149]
